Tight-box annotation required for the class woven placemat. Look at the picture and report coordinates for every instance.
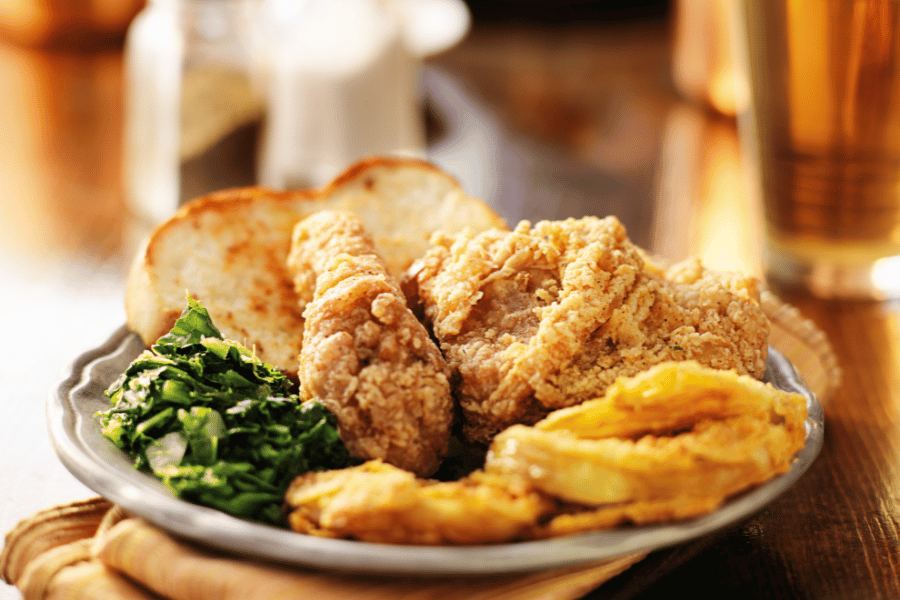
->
[762,291,842,405]
[1,296,839,600]
[2,506,645,600]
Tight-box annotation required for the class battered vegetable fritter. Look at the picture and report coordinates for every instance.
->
[288,211,454,477]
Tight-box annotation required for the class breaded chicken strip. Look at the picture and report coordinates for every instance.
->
[285,460,553,545]
[408,216,770,444]
[485,361,808,516]
[287,211,453,476]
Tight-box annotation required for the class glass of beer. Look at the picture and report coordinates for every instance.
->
[734,0,900,299]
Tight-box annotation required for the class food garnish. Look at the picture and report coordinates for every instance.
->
[97,297,354,526]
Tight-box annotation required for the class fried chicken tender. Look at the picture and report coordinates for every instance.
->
[537,495,727,537]
[408,216,770,443]
[536,358,808,440]
[287,211,453,477]
[284,460,554,545]
[484,361,808,529]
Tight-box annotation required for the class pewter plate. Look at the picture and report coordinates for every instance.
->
[47,326,824,575]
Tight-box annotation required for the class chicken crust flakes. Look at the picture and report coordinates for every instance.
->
[288,211,454,477]
[409,216,770,444]
[284,460,554,545]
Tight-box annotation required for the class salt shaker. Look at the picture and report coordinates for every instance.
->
[259,0,470,189]
[123,0,469,223]
[123,0,268,223]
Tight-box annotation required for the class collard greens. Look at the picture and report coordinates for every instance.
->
[97,297,354,525]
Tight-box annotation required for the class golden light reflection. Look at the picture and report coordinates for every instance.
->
[0,42,55,260]
[0,41,131,264]
[0,0,142,48]
[672,0,744,116]
[880,310,900,412]
[785,0,833,151]
[692,115,762,278]
[653,103,763,278]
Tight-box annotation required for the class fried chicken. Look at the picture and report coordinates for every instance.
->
[408,216,770,444]
[486,361,808,535]
[285,460,553,545]
[287,211,453,477]
[485,361,808,507]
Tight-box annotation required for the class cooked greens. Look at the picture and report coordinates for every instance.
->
[97,297,354,526]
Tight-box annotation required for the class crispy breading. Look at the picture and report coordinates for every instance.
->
[535,360,808,440]
[125,157,507,380]
[409,216,770,443]
[285,363,809,544]
[536,495,727,537]
[487,414,804,506]
[285,460,554,545]
[484,362,808,520]
[288,211,454,477]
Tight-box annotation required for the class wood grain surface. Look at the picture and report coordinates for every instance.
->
[1,12,898,600]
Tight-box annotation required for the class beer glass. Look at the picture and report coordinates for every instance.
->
[735,0,900,299]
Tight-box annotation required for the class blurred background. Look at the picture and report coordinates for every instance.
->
[2,0,738,267]
[0,0,758,270]
[1,0,757,276]
[0,0,752,511]
[6,5,900,600]
[0,2,761,598]
[1,0,758,270]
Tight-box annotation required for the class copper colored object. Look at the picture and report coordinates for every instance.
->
[0,0,144,49]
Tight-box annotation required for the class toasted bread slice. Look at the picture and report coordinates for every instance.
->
[125,156,508,379]
[317,159,508,277]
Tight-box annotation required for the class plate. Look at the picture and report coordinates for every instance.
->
[48,326,824,575]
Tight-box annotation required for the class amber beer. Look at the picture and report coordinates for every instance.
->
[737,0,900,297]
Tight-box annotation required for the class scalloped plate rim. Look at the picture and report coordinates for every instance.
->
[47,325,824,575]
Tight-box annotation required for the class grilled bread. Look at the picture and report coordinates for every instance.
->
[125,157,508,379]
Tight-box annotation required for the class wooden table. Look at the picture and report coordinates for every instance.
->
[1,15,898,600]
